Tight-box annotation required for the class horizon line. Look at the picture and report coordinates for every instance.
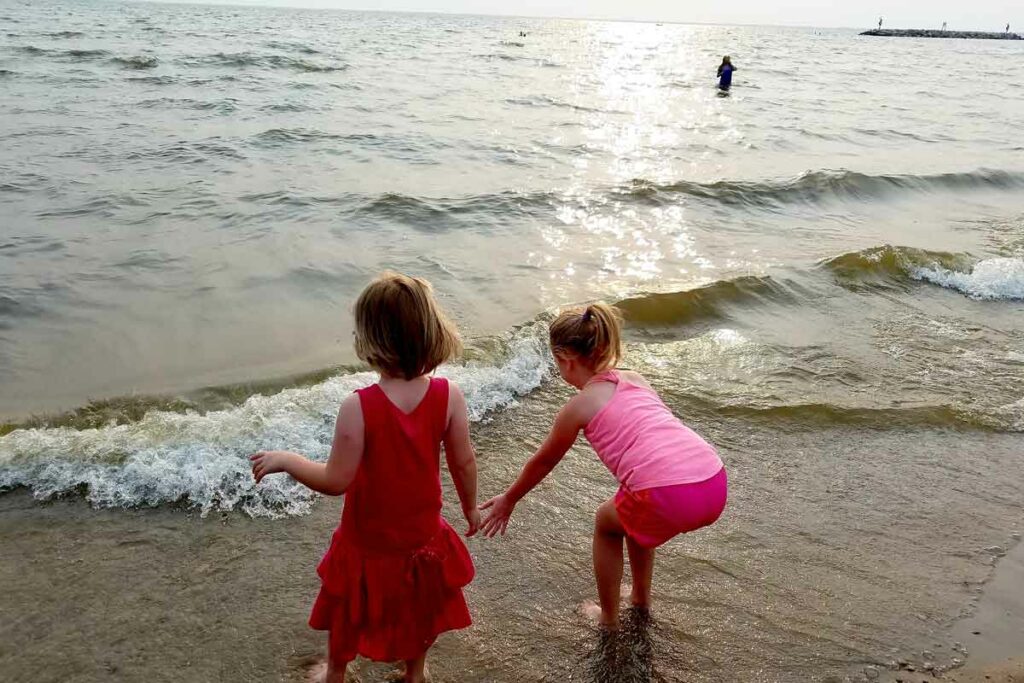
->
[129,0,874,31]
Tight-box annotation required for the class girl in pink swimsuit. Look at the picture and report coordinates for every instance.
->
[481,303,727,629]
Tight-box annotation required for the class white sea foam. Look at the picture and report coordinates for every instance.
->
[911,257,1024,300]
[0,323,551,517]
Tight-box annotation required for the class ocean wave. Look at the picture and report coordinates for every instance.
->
[0,324,552,517]
[852,127,948,143]
[174,168,1024,224]
[36,194,146,219]
[110,55,158,70]
[347,190,547,227]
[620,169,1024,208]
[505,95,608,114]
[181,52,347,73]
[46,31,86,38]
[911,257,1024,300]
[264,40,320,55]
[260,102,314,113]
[820,246,1023,299]
[0,293,43,328]
[474,52,561,67]
[251,128,366,146]
[123,139,245,163]
[820,245,973,288]
[126,75,176,85]
[699,400,1014,432]
[616,276,799,328]
[17,46,110,60]
[137,97,238,113]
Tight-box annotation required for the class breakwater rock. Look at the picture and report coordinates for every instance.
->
[861,29,1022,40]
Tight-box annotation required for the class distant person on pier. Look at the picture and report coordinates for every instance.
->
[941,22,947,32]
[717,55,736,90]
[878,16,883,30]
[1007,23,1011,33]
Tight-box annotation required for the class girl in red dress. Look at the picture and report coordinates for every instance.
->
[251,272,480,683]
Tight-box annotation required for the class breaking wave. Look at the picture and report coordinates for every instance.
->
[822,246,1024,299]
[0,325,552,517]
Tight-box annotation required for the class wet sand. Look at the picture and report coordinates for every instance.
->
[2,380,1024,682]
[883,659,1024,683]
[881,537,1024,683]
[947,660,1024,683]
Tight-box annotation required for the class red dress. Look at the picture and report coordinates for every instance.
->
[309,377,474,663]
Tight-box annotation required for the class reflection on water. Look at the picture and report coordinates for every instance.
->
[2,4,1024,415]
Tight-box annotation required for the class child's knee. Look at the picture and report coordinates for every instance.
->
[594,499,624,535]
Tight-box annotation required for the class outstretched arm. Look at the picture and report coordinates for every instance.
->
[480,400,585,537]
[444,383,480,536]
[250,394,364,496]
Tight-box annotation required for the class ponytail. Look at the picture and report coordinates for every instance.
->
[549,301,623,371]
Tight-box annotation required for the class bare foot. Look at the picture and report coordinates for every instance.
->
[629,592,651,610]
[391,664,429,683]
[579,600,619,629]
[304,659,327,683]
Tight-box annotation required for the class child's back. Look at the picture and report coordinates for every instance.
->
[250,272,480,683]
[312,375,473,661]
[340,378,453,551]
[584,369,723,491]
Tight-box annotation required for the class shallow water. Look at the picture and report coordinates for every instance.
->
[2,1,1023,419]
[1,2,1024,682]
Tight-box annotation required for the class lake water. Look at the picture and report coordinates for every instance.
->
[1,2,1023,681]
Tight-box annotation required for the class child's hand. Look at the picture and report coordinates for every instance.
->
[249,450,293,483]
[480,493,515,538]
[464,507,481,537]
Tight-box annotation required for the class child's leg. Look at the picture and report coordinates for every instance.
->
[318,631,349,683]
[592,497,627,628]
[404,652,427,683]
[324,656,347,683]
[625,536,654,608]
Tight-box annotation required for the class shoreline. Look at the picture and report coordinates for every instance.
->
[881,537,1024,683]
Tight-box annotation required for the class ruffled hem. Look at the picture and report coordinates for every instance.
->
[309,517,474,662]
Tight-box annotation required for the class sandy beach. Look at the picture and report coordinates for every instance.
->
[3,377,1023,682]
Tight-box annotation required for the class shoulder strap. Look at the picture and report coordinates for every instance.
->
[586,369,620,386]
[355,384,386,431]
[430,377,451,437]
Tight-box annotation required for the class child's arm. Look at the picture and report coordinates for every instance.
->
[479,398,586,537]
[443,383,480,537]
[250,394,364,496]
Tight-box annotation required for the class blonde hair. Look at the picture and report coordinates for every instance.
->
[549,301,623,371]
[354,272,462,380]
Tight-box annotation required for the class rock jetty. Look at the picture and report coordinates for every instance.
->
[861,29,1022,40]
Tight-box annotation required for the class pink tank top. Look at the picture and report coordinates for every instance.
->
[583,370,723,491]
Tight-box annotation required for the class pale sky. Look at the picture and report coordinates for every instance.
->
[146,0,1020,30]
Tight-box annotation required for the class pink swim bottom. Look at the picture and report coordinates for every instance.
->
[614,468,728,549]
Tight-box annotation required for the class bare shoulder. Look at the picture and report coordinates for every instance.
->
[444,379,468,423]
[618,369,653,391]
[335,393,364,435]
[568,382,614,425]
[446,379,466,403]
